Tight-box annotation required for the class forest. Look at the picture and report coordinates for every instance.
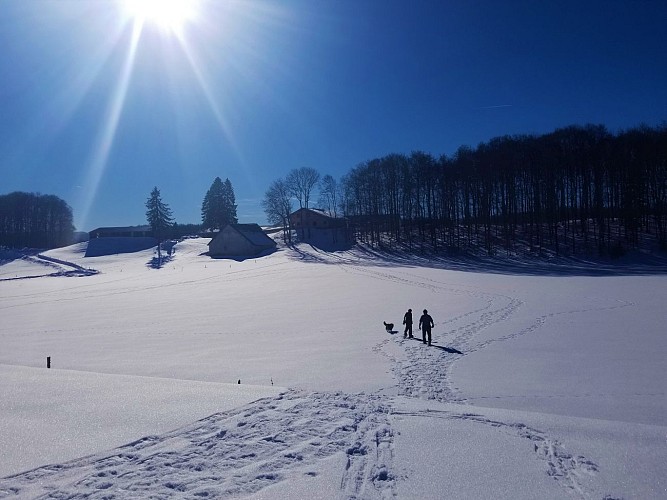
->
[337,124,667,256]
[3,124,666,256]
[0,192,74,249]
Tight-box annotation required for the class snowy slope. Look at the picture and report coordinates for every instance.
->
[0,365,283,479]
[1,238,665,499]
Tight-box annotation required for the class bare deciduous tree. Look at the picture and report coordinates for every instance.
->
[262,178,293,242]
[334,124,667,255]
[286,167,320,209]
[318,174,340,217]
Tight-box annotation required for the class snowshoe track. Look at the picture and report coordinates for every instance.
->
[0,391,395,499]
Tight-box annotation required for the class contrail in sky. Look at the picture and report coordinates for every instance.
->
[475,104,513,109]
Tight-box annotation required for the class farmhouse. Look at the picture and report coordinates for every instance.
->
[208,224,277,257]
[289,208,354,244]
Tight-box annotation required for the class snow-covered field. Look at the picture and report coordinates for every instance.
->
[0,238,665,499]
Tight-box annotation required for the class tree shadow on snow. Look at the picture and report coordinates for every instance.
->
[147,255,174,269]
[286,244,332,264]
[285,242,667,277]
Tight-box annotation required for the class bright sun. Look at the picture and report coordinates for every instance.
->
[121,0,198,32]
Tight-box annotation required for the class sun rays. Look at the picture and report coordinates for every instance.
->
[70,0,289,229]
[121,0,199,35]
[77,0,210,228]
[78,20,143,230]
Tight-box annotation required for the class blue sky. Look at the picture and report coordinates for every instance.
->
[1,0,666,231]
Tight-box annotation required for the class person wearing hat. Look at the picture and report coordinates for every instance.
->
[419,309,434,346]
[403,308,413,338]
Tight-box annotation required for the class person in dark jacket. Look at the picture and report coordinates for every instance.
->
[403,309,413,338]
[418,309,434,346]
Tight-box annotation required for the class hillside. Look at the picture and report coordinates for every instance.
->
[0,238,665,498]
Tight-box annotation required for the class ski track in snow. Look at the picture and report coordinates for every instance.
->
[0,244,621,498]
[451,413,599,498]
[392,408,600,498]
[0,258,292,313]
[0,254,97,282]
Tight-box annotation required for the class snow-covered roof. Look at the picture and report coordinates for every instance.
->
[290,207,339,219]
[207,224,276,248]
[89,226,151,233]
[233,224,276,247]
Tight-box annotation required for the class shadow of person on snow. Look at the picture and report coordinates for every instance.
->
[432,344,463,354]
[405,336,463,354]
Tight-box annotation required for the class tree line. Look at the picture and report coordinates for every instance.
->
[0,192,74,248]
[335,124,667,256]
[0,177,238,250]
[5,123,666,256]
[262,124,667,256]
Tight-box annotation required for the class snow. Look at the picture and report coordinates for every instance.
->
[0,238,665,498]
[0,365,283,478]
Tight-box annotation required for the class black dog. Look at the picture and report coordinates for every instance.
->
[383,321,394,331]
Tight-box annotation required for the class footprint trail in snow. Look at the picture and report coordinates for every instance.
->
[0,391,395,499]
[0,246,617,499]
[362,261,603,498]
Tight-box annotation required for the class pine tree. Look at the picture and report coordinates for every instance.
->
[202,177,237,231]
[201,177,223,231]
[145,186,173,265]
[222,178,238,225]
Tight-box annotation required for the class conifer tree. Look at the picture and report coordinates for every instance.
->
[145,186,173,264]
[201,177,237,231]
[222,178,238,225]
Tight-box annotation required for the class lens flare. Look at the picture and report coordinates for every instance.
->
[121,0,198,33]
[78,21,143,230]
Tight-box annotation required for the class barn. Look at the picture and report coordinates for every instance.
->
[289,208,354,245]
[85,226,156,257]
[208,224,277,257]
[88,226,153,239]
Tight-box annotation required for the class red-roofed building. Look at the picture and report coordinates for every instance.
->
[289,208,354,244]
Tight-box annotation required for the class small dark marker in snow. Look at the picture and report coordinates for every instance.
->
[238,379,241,384]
